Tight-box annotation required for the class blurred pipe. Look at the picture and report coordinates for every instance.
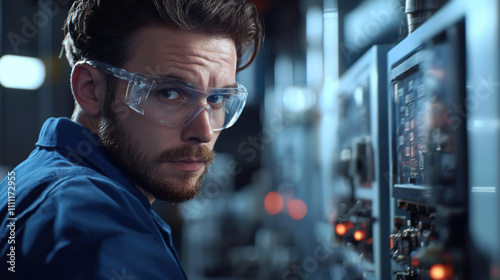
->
[0,0,3,166]
[343,0,401,51]
[323,7,339,85]
[306,6,323,89]
[405,0,448,34]
[38,0,53,128]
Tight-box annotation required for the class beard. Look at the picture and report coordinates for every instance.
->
[98,110,215,203]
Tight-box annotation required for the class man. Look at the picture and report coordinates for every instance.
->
[0,0,262,279]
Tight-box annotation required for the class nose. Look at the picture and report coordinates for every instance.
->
[181,106,214,144]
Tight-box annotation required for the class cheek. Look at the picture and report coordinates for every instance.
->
[120,113,181,155]
[110,101,133,122]
[108,82,132,121]
[210,131,221,148]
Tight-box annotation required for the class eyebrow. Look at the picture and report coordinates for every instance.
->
[156,74,239,89]
[223,82,239,88]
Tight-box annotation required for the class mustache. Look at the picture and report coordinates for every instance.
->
[157,145,215,163]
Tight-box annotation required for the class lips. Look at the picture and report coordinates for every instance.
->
[167,158,206,172]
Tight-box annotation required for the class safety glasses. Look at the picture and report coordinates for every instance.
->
[85,60,248,131]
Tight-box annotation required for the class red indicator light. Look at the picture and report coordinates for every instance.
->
[287,199,307,220]
[411,257,420,267]
[429,263,452,280]
[354,230,365,241]
[336,223,347,236]
[264,191,284,215]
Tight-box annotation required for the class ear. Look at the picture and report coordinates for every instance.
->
[71,62,107,117]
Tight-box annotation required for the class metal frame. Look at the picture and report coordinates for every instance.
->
[332,44,392,280]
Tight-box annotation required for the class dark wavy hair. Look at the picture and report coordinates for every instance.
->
[62,0,263,72]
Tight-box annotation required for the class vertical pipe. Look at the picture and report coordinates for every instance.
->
[37,0,53,129]
[0,0,4,168]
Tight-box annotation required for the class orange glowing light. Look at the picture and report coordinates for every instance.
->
[491,264,500,279]
[353,230,365,241]
[264,191,284,215]
[335,223,347,236]
[287,199,307,220]
[429,263,451,280]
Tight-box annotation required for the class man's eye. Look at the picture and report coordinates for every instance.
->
[207,95,226,104]
[158,89,182,100]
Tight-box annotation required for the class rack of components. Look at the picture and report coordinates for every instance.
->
[331,45,392,280]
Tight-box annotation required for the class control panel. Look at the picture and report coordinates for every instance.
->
[388,17,468,280]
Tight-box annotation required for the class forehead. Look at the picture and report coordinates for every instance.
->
[123,24,237,86]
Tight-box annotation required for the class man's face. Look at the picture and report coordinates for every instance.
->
[100,24,238,203]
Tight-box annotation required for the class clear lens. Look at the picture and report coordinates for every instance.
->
[138,79,247,130]
[86,60,247,131]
